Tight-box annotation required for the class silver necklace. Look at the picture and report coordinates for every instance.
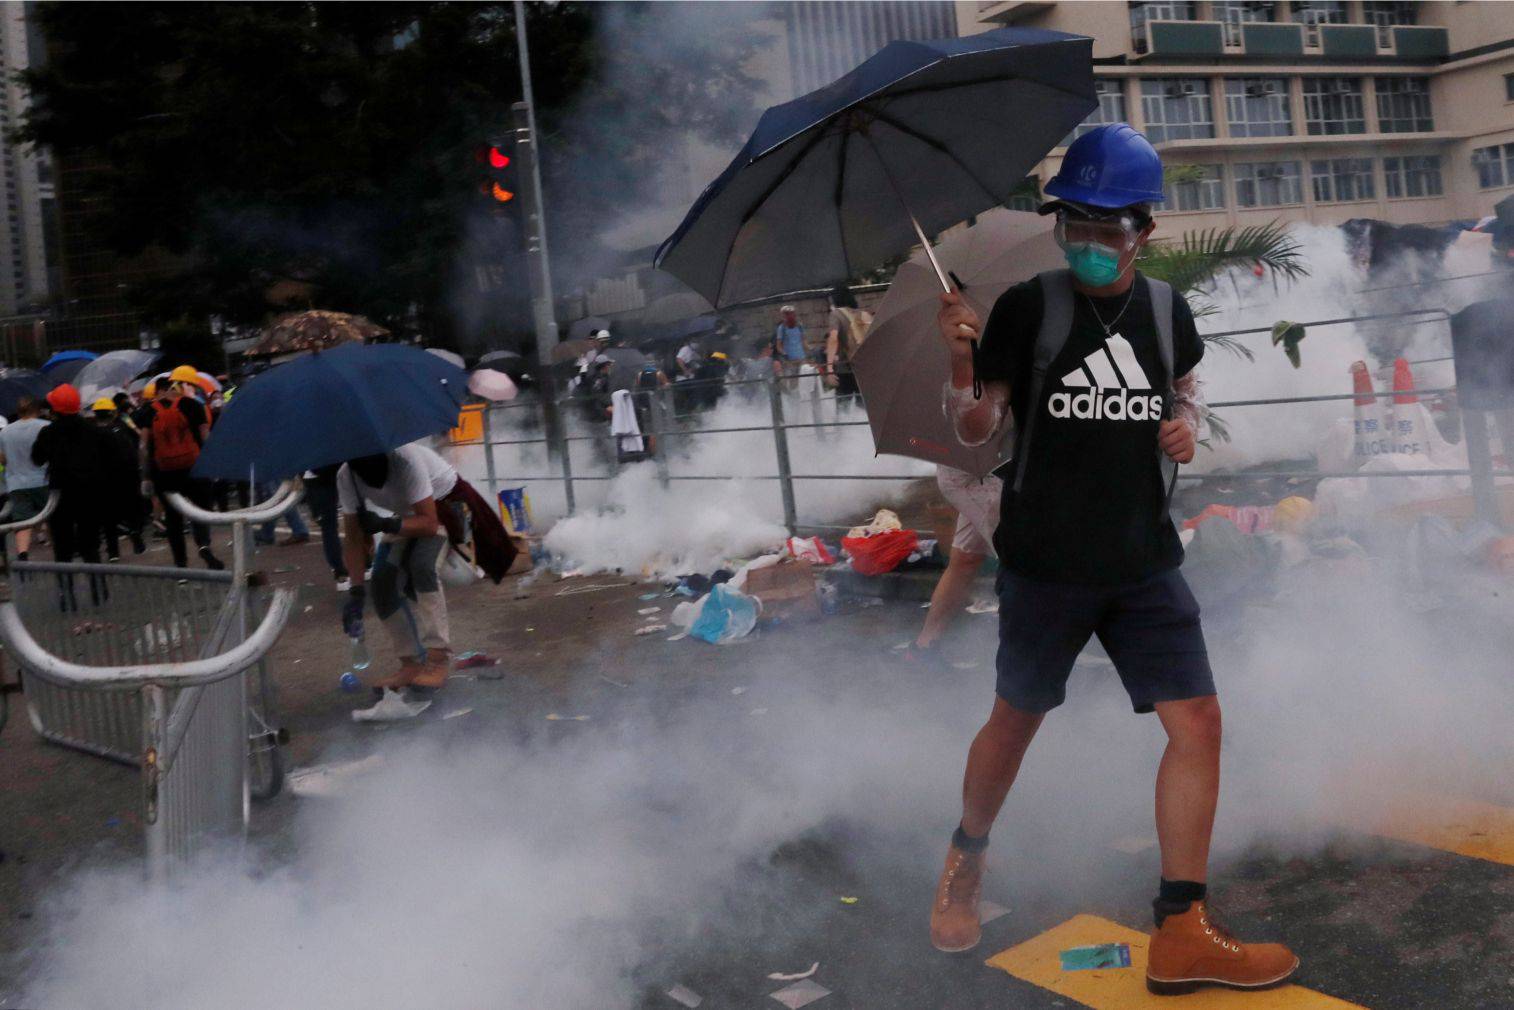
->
[1084,285,1135,337]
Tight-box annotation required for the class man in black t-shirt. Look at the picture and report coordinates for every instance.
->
[927,125,1297,996]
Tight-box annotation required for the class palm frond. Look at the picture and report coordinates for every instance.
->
[1201,331,1255,362]
[1139,220,1308,297]
[1202,406,1232,444]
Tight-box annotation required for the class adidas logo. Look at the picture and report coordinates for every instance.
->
[1048,335,1164,422]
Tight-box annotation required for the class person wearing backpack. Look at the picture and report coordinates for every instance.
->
[823,284,870,402]
[927,124,1298,996]
[139,365,223,570]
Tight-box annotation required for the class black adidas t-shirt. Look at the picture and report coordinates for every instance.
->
[977,272,1203,586]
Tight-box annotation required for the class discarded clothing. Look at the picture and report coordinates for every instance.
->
[610,389,645,454]
[438,476,519,583]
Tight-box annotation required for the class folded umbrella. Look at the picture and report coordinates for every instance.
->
[192,343,467,481]
[655,27,1093,307]
[852,209,1063,477]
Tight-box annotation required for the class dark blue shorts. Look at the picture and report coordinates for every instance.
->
[994,567,1214,715]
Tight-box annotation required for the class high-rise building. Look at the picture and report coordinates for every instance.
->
[779,1,959,98]
[958,1,1514,230]
[0,1,54,317]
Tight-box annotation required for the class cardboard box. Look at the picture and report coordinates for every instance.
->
[506,534,534,576]
[745,558,819,624]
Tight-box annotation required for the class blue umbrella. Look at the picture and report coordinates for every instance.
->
[41,349,99,371]
[192,343,467,481]
[655,27,1094,307]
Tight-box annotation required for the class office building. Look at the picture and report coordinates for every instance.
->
[958,1,1514,229]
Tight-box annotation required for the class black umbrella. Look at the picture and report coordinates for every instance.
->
[655,27,1093,307]
[0,369,55,418]
[477,349,533,387]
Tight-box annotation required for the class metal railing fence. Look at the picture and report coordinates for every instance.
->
[447,306,1509,533]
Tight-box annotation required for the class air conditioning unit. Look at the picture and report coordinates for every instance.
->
[1245,81,1281,98]
[1166,82,1200,98]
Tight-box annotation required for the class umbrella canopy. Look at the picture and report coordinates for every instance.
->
[42,358,90,386]
[655,314,722,345]
[565,316,611,342]
[468,368,518,402]
[245,309,388,358]
[74,350,160,403]
[476,349,532,386]
[193,343,466,481]
[196,371,222,394]
[550,338,598,364]
[601,347,651,392]
[41,349,99,371]
[852,209,1063,477]
[655,27,1092,306]
[0,368,54,418]
[426,347,466,369]
[641,291,714,326]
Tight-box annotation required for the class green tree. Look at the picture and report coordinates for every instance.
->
[18,2,765,349]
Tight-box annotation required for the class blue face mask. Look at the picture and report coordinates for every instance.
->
[1063,243,1124,287]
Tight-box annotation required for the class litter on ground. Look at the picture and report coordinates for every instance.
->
[665,984,703,1008]
[638,606,661,615]
[352,689,431,722]
[839,896,858,905]
[1059,943,1132,971]
[767,962,820,981]
[545,713,590,721]
[769,978,830,1009]
[440,707,474,720]
[455,651,500,669]
[965,599,998,615]
[979,899,1010,925]
[635,624,668,636]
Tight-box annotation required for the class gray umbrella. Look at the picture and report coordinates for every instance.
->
[74,349,161,403]
[655,27,1093,307]
[641,291,713,326]
[852,210,1063,477]
[601,347,652,393]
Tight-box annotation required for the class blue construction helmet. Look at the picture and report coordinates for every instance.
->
[1041,123,1164,213]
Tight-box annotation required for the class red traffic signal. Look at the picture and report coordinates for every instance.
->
[475,143,516,205]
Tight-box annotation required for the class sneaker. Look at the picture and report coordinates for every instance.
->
[929,844,985,953]
[1146,901,1298,996]
[335,576,352,593]
[279,534,311,547]
[199,546,225,571]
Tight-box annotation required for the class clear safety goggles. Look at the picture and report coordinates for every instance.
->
[1053,210,1144,253]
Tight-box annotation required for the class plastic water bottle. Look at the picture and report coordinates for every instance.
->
[338,671,362,693]
[350,636,371,671]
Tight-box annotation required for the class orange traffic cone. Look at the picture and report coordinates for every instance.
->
[1351,361,1386,462]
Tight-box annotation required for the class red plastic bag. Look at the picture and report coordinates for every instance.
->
[842,529,920,576]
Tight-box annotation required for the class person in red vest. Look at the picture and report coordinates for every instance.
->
[137,365,223,570]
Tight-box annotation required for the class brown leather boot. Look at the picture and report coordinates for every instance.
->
[409,648,452,690]
[929,845,985,952]
[1146,901,1299,995]
[371,656,423,693]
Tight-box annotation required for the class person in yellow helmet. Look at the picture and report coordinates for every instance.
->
[137,365,222,569]
[92,397,146,558]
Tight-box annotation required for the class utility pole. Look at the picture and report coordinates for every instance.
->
[511,0,573,511]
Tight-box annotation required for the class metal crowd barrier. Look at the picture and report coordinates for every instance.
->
[450,306,1511,532]
[0,483,299,879]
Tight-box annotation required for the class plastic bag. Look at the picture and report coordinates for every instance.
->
[786,536,836,565]
[688,584,760,644]
[847,509,902,539]
[842,529,920,576]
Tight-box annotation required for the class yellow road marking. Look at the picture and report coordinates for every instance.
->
[1367,792,1514,867]
[986,914,1364,1009]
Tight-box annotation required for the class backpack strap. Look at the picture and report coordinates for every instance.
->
[1010,269,1076,494]
[1147,276,1180,517]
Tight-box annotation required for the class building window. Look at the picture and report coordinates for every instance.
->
[1302,77,1366,135]
[1505,73,1514,102]
[1293,1,1347,47]
[1163,163,1226,211]
[1376,77,1433,133]
[1212,1,1276,47]
[1310,158,1376,203]
[1062,79,1127,147]
[1363,1,1416,48]
[1383,155,1443,198]
[1472,143,1514,190]
[1140,78,1215,143]
[1235,161,1303,207]
[1224,77,1293,137]
[1130,2,1197,53]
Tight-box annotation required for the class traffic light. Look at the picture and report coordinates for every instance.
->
[475,142,515,208]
